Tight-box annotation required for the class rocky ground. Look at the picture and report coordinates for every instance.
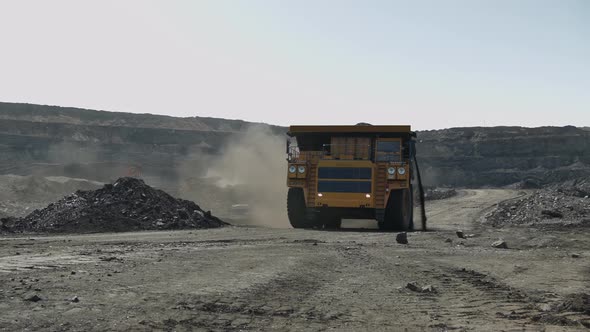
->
[0,189,588,331]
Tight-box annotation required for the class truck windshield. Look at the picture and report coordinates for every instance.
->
[376,141,401,162]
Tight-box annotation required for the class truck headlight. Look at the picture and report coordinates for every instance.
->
[298,166,306,174]
[289,165,296,173]
[387,167,396,175]
[398,167,406,175]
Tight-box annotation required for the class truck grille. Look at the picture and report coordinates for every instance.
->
[317,181,372,193]
[317,167,372,193]
[318,167,371,179]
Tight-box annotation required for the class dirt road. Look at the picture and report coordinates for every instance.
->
[1,189,588,331]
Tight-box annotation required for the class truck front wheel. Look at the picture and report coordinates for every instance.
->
[380,188,413,231]
[287,188,314,229]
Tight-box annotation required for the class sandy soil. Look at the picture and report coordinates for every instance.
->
[0,189,588,331]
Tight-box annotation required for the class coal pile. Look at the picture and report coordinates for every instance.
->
[0,177,228,234]
[485,178,590,227]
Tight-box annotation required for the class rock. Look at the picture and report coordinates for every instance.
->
[396,232,408,244]
[421,285,437,293]
[445,238,453,243]
[70,271,76,275]
[456,230,465,239]
[25,294,43,302]
[541,209,563,218]
[406,282,437,293]
[70,296,79,303]
[492,240,508,249]
[571,253,581,258]
[99,256,120,262]
[406,282,421,292]
[538,303,553,312]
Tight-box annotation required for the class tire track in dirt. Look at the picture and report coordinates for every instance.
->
[356,250,555,331]
[143,246,347,331]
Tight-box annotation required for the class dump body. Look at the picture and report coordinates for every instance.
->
[286,125,417,229]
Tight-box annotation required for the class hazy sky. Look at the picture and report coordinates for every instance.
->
[0,1,588,130]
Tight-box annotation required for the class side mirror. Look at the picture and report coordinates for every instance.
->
[409,140,416,158]
[286,138,290,154]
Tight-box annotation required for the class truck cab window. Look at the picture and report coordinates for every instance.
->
[376,141,401,162]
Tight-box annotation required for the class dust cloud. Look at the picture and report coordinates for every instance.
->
[47,141,100,165]
[205,125,289,228]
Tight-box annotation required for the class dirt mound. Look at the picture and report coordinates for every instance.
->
[424,187,457,201]
[1,177,227,234]
[485,179,590,227]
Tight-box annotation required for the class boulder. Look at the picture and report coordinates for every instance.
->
[406,282,421,292]
[396,232,408,245]
[25,294,43,302]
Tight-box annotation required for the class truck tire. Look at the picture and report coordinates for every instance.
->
[380,188,413,231]
[287,188,313,229]
[324,217,342,230]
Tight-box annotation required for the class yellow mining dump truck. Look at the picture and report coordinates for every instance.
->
[286,125,426,231]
